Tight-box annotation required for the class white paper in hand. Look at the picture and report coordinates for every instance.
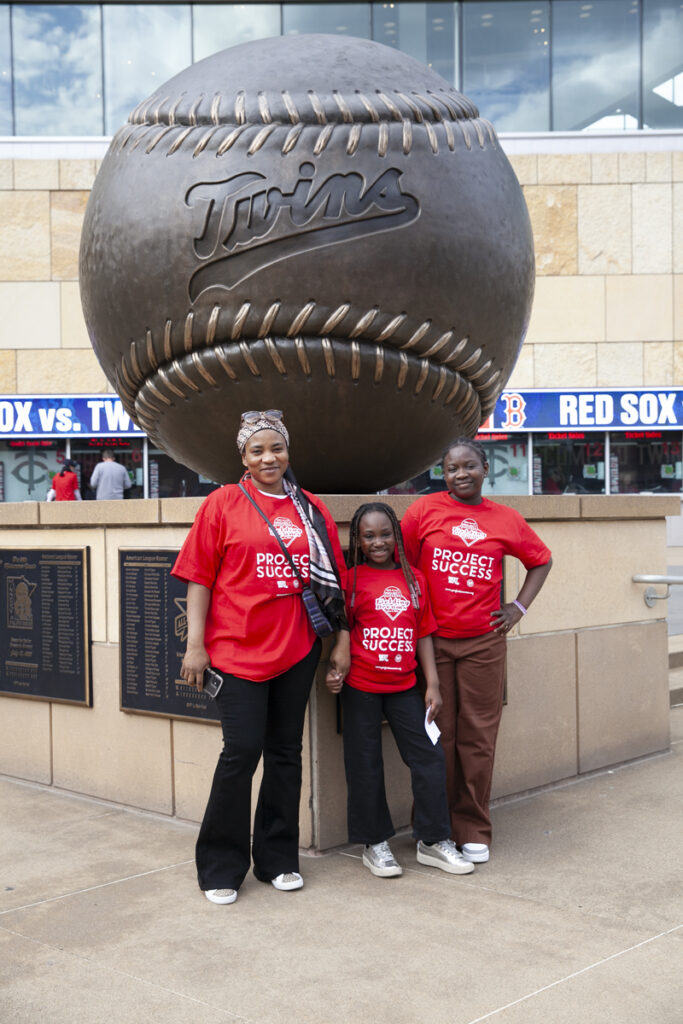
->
[424,707,441,745]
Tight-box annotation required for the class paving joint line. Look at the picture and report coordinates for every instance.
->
[463,922,683,1024]
[0,922,261,1024]
[0,859,194,916]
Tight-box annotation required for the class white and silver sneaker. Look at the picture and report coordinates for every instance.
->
[461,843,490,863]
[271,872,304,891]
[416,839,475,875]
[204,888,238,904]
[362,841,403,877]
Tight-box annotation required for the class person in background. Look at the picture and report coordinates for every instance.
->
[172,410,350,906]
[401,438,552,865]
[89,449,131,500]
[326,502,474,880]
[52,460,82,501]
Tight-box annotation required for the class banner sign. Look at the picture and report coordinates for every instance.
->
[0,396,143,438]
[485,389,683,433]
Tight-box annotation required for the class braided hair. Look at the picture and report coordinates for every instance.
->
[347,502,421,609]
[442,436,488,468]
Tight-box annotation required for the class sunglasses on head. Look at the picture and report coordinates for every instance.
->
[240,409,284,424]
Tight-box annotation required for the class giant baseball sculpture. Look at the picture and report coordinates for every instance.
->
[80,34,534,492]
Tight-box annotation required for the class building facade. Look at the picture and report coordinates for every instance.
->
[0,0,681,500]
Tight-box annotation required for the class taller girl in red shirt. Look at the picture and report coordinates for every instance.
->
[172,410,349,905]
[401,438,552,864]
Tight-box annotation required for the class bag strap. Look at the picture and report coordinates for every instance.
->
[238,482,306,587]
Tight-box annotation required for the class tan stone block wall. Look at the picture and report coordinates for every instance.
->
[0,152,680,394]
[16,348,109,392]
[0,191,51,280]
[0,696,52,784]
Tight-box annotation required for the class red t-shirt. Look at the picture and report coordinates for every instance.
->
[52,471,79,501]
[345,564,437,693]
[171,479,346,682]
[401,493,551,639]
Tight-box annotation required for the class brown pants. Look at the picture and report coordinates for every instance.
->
[433,632,507,846]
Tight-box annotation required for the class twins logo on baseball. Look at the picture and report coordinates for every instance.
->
[186,161,419,296]
[375,586,411,621]
[452,517,487,547]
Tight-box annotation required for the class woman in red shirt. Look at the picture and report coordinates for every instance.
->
[326,502,473,879]
[173,410,350,905]
[401,438,552,864]
[52,460,82,501]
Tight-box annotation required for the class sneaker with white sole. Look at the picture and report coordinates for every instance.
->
[461,843,489,863]
[271,872,304,891]
[362,841,403,877]
[204,888,237,904]
[416,839,474,875]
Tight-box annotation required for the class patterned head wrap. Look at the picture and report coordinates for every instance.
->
[236,410,290,454]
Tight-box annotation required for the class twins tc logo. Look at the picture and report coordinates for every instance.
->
[375,586,411,621]
[271,517,303,548]
[452,518,487,547]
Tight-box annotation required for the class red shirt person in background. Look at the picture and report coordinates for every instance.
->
[401,438,552,864]
[172,410,349,906]
[52,460,82,501]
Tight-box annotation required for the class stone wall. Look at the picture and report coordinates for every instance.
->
[0,494,674,850]
[505,150,683,391]
[0,145,681,398]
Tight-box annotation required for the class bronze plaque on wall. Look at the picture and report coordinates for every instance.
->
[0,548,91,705]
[119,550,219,722]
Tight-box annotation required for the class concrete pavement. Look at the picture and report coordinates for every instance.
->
[1,708,682,1024]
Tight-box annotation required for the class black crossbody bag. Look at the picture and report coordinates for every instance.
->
[239,483,335,637]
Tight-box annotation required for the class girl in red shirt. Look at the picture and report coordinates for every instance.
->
[52,461,82,501]
[173,410,350,905]
[401,438,552,863]
[326,502,474,879]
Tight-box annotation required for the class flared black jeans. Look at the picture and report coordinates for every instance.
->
[196,639,321,892]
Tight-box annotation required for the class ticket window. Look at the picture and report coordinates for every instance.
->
[0,440,66,502]
[71,438,144,498]
[147,448,220,498]
[532,433,606,494]
[609,432,682,494]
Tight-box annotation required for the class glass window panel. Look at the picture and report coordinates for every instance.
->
[643,0,683,128]
[372,2,457,85]
[532,432,605,494]
[462,1,549,131]
[0,441,66,502]
[71,438,145,498]
[478,434,530,495]
[0,6,12,134]
[609,432,682,493]
[552,0,639,131]
[103,4,192,133]
[148,447,219,498]
[193,4,281,62]
[283,3,371,38]
[12,4,103,136]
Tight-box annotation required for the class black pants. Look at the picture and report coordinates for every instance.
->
[196,640,321,892]
[341,684,450,846]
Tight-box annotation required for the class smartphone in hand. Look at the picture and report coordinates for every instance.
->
[202,666,224,699]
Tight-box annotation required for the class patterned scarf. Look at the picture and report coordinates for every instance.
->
[282,471,347,630]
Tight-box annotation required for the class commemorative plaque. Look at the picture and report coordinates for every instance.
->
[0,548,91,705]
[119,550,219,722]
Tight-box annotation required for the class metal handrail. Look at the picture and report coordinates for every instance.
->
[632,574,683,607]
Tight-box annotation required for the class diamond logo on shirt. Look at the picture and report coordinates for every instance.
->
[270,517,303,548]
[375,586,411,621]
[452,517,487,547]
